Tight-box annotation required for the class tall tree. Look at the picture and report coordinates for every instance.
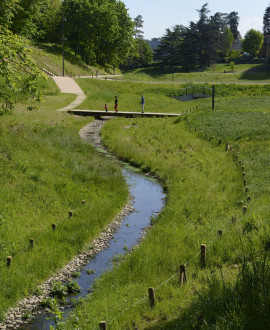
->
[263,4,270,35]
[242,29,264,57]
[134,15,144,39]
[226,11,239,39]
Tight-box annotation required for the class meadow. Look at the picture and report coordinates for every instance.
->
[119,63,270,84]
[0,78,128,320]
[62,78,270,328]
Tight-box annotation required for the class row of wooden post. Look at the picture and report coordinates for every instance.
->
[5,202,86,267]
[99,244,207,329]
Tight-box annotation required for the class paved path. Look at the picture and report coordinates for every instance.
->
[52,77,86,111]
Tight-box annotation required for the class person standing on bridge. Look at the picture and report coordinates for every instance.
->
[114,96,118,113]
[140,94,145,113]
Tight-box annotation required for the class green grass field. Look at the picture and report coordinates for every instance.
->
[0,78,128,320]
[62,78,270,329]
[119,63,270,84]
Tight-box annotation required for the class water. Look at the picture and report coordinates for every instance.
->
[21,166,165,329]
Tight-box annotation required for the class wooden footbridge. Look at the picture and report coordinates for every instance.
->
[67,109,181,118]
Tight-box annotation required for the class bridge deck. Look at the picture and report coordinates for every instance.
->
[67,110,181,118]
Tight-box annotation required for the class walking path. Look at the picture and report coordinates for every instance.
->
[52,77,86,111]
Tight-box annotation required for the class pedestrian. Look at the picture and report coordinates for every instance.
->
[105,103,108,112]
[140,94,145,113]
[114,96,118,113]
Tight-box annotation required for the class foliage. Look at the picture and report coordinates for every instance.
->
[0,26,45,108]
[263,4,270,36]
[242,29,264,57]
[155,4,240,69]
[62,0,134,67]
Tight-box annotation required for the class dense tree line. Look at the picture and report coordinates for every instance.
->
[155,3,238,70]
[0,0,139,67]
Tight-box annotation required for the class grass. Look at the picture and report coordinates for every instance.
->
[61,78,270,329]
[29,42,121,77]
[119,63,270,83]
[0,78,128,320]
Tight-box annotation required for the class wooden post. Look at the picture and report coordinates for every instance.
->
[244,179,247,186]
[7,256,12,267]
[82,200,85,205]
[218,230,223,236]
[245,187,249,193]
[180,264,187,286]
[69,210,73,218]
[243,206,247,214]
[242,172,246,177]
[201,244,206,268]
[148,287,155,307]
[212,85,215,110]
[52,223,56,230]
[30,238,34,247]
[218,139,222,145]
[247,196,251,202]
[99,321,107,330]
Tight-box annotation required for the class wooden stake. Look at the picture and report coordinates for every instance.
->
[7,256,12,267]
[99,321,107,330]
[180,264,187,286]
[201,244,206,268]
[243,206,247,214]
[82,200,86,205]
[52,223,56,230]
[30,238,34,247]
[69,210,73,218]
[148,287,155,307]
[218,230,223,236]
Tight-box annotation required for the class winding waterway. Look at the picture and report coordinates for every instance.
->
[19,119,165,329]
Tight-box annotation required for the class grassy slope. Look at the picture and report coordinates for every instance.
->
[120,63,270,83]
[0,78,128,319]
[29,42,120,77]
[63,79,270,329]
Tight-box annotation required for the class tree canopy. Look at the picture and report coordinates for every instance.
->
[242,29,264,57]
[154,3,237,70]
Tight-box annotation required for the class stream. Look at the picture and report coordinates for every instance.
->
[19,119,165,329]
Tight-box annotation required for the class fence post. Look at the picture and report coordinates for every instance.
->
[69,210,73,218]
[180,264,187,286]
[148,287,155,307]
[30,238,34,247]
[52,223,56,230]
[99,321,107,330]
[201,244,206,268]
[212,85,215,110]
[7,256,12,267]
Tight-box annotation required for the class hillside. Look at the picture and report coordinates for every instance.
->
[29,42,121,77]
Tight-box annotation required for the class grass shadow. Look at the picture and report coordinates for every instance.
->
[240,64,270,80]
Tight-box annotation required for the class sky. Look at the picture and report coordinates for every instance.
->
[122,0,270,39]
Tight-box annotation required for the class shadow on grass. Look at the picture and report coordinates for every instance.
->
[124,65,186,78]
[33,42,90,70]
[240,64,270,80]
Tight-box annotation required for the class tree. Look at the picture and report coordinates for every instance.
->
[226,11,239,39]
[242,29,264,57]
[155,25,186,66]
[134,15,144,39]
[62,0,134,66]
[220,26,234,57]
[263,4,270,36]
[0,26,44,108]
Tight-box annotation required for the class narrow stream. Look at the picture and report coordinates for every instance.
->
[20,120,165,329]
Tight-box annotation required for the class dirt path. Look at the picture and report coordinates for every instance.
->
[52,77,86,111]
